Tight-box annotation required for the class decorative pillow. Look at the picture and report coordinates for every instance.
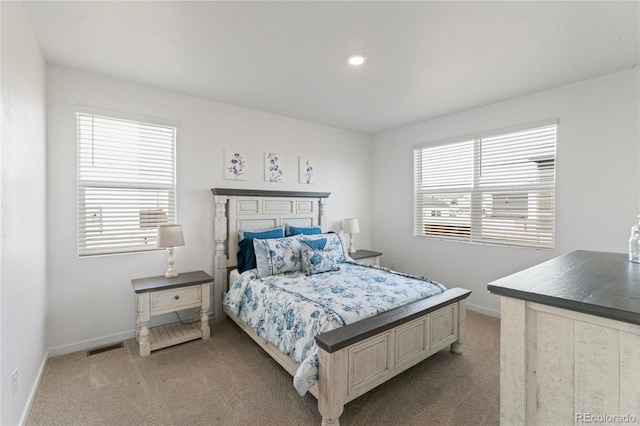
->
[298,232,349,263]
[301,247,341,275]
[237,238,256,273]
[300,238,327,250]
[286,225,322,236]
[254,235,304,277]
[236,226,285,273]
[336,230,354,261]
[239,226,284,241]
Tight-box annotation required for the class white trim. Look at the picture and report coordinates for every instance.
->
[19,351,49,426]
[466,302,501,319]
[48,330,135,357]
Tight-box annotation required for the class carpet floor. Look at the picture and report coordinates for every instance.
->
[27,310,499,426]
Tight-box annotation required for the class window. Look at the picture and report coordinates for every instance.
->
[413,122,557,249]
[77,113,177,256]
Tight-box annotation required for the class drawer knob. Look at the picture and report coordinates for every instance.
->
[174,295,180,300]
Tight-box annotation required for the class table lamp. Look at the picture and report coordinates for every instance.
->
[342,218,360,253]
[157,224,185,278]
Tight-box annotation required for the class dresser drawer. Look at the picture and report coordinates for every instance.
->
[150,286,201,313]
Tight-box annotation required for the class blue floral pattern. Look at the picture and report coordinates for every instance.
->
[223,262,447,395]
[253,232,349,277]
[227,152,245,177]
[254,235,304,277]
[301,232,349,263]
[266,152,284,182]
[301,247,341,275]
[303,160,314,184]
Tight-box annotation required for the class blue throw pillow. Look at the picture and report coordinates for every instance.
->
[301,238,327,250]
[237,238,256,273]
[241,227,284,240]
[288,225,322,236]
[237,227,285,273]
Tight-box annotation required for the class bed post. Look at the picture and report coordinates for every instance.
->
[319,197,328,232]
[213,195,228,321]
[317,348,346,426]
[450,299,466,354]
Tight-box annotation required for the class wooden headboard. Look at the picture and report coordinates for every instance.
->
[210,188,331,320]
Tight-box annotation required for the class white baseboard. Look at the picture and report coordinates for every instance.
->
[466,302,501,319]
[48,330,136,357]
[19,350,49,426]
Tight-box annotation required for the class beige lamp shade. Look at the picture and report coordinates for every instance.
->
[342,218,360,234]
[157,224,185,248]
[157,224,184,278]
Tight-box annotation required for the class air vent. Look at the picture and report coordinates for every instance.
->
[87,342,124,356]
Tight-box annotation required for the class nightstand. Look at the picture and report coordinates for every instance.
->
[132,270,213,357]
[350,249,383,266]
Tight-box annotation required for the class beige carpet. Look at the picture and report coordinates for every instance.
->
[27,310,499,426]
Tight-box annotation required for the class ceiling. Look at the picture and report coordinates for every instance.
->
[23,1,640,135]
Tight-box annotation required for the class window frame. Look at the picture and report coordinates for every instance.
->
[76,111,178,257]
[413,120,557,249]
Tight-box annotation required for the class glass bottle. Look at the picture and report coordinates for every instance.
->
[629,214,640,263]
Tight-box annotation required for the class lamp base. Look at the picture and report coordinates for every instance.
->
[164,270,179,279]
[164,247,179,278]
[348,233,356,253]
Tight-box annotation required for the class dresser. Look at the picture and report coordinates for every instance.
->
[488,251,640,425]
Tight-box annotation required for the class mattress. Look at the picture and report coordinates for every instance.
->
[229,268,241,284]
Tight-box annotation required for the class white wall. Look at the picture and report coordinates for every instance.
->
[0,2,48,424]
[46,66,372,354]
[372,69,640,316]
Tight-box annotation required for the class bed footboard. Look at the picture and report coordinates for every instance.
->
[315,287,471,426]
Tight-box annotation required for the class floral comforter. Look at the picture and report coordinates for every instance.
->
[223,262,447,395]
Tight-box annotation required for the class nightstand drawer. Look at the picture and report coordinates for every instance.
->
[150,286,201,313]
[350,250,382,267]
[355,256,379,266]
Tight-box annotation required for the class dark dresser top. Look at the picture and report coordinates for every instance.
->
[487,250,640,325]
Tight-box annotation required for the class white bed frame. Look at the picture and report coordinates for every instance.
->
[211,188,471,426]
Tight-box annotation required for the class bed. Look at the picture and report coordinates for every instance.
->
[211,188,471,426]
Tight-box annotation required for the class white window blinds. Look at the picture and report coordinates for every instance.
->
[77,113,177,256]
[413,123,557,249]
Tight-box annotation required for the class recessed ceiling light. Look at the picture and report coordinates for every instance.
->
[348,54,367,66]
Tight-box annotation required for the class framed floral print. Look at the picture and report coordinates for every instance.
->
[264,152,284,183]
[224,149,247,180]
[298,157,316,184]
